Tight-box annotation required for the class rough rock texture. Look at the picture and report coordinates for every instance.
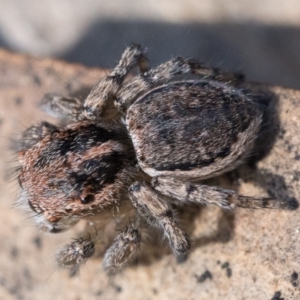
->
[1,49,300,300]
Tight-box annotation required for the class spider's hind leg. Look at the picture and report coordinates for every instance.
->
[152,177,299,211]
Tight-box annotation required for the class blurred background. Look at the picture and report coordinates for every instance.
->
[1,0,300,88]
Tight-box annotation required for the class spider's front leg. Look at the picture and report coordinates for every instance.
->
[103,225,141,275]
[57,222,141,275]
[39,93,84,121]
[128,181,191,256]
[115,56,244,112]
[152,177,299,210]
[56,234,96,276]
[17,121,58,153]
[83,44,148,120]
[39,44,148,122]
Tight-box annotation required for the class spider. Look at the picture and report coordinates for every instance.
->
[16,44,298,275]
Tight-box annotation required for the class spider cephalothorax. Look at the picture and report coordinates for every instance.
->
[17,44,298,274]
[18,121,137,233]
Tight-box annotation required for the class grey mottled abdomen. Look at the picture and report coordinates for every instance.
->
[127,80,263,179]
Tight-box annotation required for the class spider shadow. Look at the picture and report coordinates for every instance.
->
[228,83,298,205]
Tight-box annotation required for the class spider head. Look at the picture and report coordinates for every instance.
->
[17,121,134,233]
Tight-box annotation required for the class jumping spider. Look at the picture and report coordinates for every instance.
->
[16,44,298,275]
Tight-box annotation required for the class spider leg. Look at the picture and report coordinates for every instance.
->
[40,93,83,121]
[115,56,244,112]
[103,224,141,275]
[17,121,58,154]
[56,234,96,276]
[83,44,148,120]
[152,177,299,210]
[128,181,191,256]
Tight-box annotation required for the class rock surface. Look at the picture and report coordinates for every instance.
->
[1,49,300,300]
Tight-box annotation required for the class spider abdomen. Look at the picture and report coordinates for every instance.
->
[127,80,263,179]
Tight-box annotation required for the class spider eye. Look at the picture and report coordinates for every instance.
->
[80,194,95,204]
